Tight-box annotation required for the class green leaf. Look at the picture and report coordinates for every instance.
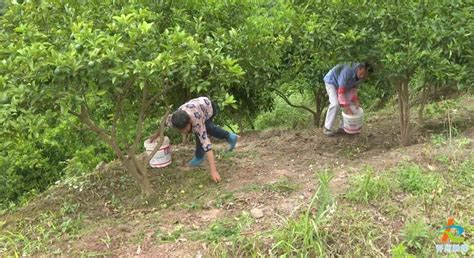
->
[139,21,153,34]
[97,90,107,96]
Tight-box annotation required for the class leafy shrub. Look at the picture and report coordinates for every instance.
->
[0,115,114,210]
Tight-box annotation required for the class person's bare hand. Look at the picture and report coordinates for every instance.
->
[344,106,353,115]
[211,171,221,182]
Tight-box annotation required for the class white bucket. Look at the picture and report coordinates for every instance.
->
[144,136,172,168]
[342,106,364,134]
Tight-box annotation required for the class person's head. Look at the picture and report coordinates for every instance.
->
[356,62,373,80]
[171,110,192,134]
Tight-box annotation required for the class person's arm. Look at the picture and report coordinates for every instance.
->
[206,150,220,182]
[337,68,354,115]
[337,87,354,115]
[350,87,360,108]
[196,126,221,183]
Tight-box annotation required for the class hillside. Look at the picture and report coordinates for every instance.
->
[1,96,473,257]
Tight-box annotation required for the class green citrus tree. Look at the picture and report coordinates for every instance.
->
[373,1,471,146]
[0,1,244,196]
[275,1,377,126]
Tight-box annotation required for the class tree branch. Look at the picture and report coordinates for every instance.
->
[131,81,149,153]
[270,86,317,116]
[144,77,174,115]
[145,92,164,111]
[131,79,173,154]
[145,108,171,165]
[112,79,135,138]
[72,105,126,161]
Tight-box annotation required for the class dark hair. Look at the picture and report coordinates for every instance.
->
[171,110,190,129]
[361,62,373,73]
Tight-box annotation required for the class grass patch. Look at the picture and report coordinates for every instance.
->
[147,166,220,210]
[237,183,261,192]
[263,177,298,195]
[431,134,447,147]
[215,192,235,208]
[155,224,185,243]
[341,145,370,158]
[204,212,253,243]
[389,219,438,257]
[325,205,387,256]
[396,164,440,194]
[210,233,267,257]
[450,157,474,189]
[182,201,202,211]
[345,167,392,203]
[201,212,262,257]
[391,243,415,258]
[215,149,237,160]
[401,219,434,253]
[237,177,298,196]
[215,171,334,257]
[270,170,333,256]
[0,200,83,256]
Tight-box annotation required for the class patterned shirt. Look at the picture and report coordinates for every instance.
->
[167,97,214,151]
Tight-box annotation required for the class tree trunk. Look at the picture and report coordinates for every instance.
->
[74,104,169,198]
[72,81,171,198]
[121,157,153,196]
[313,87,327,127]
[396,79,412,146]
[314,90,321,126]
[134,158,153,196]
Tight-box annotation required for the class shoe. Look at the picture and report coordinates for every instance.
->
[323,127,334,137]
[188,156,204,167]
[227,133,239,151]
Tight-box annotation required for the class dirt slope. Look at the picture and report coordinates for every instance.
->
[1,97,473,256]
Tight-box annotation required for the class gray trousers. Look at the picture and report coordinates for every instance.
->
[324,83,342,130]
[324,83,358,130]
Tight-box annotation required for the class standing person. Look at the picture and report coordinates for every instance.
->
[151,96,238,182]
[322,62,372,136]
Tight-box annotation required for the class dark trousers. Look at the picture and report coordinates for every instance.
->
[195,102,230,158]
